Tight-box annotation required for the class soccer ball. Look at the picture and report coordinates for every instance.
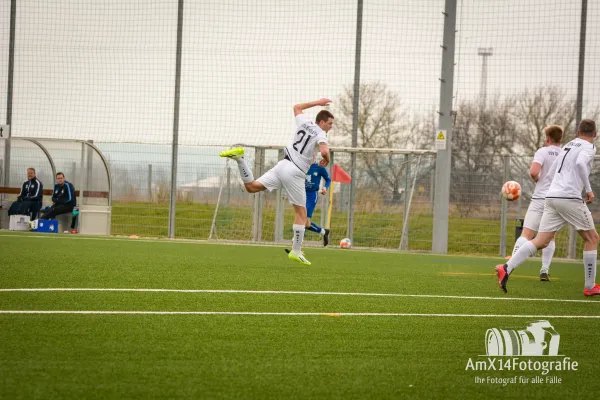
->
[501,181,521,201]
[340,238,352,249]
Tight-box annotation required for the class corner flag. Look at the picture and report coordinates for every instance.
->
[332,165,352,184]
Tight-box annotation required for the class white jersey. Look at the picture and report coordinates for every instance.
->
[284,114,328,173]
[531,145,561,199]
[546,138,596,200]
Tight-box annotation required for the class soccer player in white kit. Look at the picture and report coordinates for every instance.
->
[510,125,563,281]
[496,119,600,296]
[219,98,333,266]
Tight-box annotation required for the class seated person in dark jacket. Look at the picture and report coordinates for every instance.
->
[8,168,43,219]
[40,172,77,230]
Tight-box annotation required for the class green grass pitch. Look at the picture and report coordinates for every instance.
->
[0,232,599,399]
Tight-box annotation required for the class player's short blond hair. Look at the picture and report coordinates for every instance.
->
[544,125,563,144]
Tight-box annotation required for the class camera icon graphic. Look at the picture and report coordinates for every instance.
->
[485,320,560,356]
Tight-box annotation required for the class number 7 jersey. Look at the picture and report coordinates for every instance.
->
[284,114,328,173]
[546,137,596,200]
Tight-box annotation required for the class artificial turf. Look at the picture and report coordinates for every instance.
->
[0,232,599,399]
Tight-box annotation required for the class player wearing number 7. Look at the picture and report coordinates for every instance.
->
[220,98,333,266]
[496,119,600,296]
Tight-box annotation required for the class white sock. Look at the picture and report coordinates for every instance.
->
[320,228,325,235]
[583,250,597,290]
[507,241,537,274]
[541,241,555,273]
[235,157,254,184]
[292,224,305,253]
[512,236,528,256]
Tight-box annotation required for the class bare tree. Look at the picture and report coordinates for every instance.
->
[334,81,431,203]
[450,97,516,216]
[513,86,577,155]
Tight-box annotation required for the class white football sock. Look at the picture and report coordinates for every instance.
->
[292,224,305,253]
[512,236,528,256]
[320,228,326,235]
[507,241,537,274]
[541,240,555,273]
[583,250,597,290]
[235,157,254,184]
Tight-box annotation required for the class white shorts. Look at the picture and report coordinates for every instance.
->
[257,159,306,207]
[523,199,545,231]
[538,199,595,232]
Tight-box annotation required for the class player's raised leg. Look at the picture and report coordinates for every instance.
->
[220,147,267,193]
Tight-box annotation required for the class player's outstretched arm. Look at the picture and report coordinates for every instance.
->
[319,166,332,195]
[293,98,332,116]
[318,143,330,167]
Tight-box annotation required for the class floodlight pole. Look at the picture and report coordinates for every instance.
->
[168,0,184,239]
[477,47,493,109]
[3,0,16,188]
[432,0,457,254]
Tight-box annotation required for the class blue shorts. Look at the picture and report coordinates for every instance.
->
[306,191,319,218]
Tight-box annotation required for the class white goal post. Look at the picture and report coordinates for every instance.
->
[208,145,436,249]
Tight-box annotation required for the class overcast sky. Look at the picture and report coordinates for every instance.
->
[1,0,599,149]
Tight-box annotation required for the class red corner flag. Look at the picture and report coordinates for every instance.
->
[332,164,352,184]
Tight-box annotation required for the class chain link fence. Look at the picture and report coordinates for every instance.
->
[2,1,600,258]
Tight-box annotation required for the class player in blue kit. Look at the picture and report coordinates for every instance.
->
[305,162,331,246]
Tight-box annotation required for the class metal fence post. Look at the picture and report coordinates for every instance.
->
[226,161,231,207]
[499,156,510,257]
[71,162,77,184]
[430,164,435,213]
[348,0,364,243]
[401,154,412,250]
[568,0,588,259]
[403,154,411,220]
[167,0,184,239]
[3,0,16,191]
[432,0,457,254]
[274,149,285,242]
[148,164,153,202]
[567,228,578,259]
[324,151,334,228]
[252,147,265,241]
[516,171,523,219]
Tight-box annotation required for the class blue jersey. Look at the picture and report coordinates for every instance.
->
[305,163,331,192]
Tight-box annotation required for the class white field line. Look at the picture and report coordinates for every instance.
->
[0,310,600,318]
[0,288,599,304]
[0,232,575,262]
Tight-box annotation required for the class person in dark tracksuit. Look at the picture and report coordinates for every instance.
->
[305,162,331,246]
[41,172,77,230]
[8,168,43,219]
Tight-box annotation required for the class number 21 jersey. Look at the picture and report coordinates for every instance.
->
[284,114,328,173]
